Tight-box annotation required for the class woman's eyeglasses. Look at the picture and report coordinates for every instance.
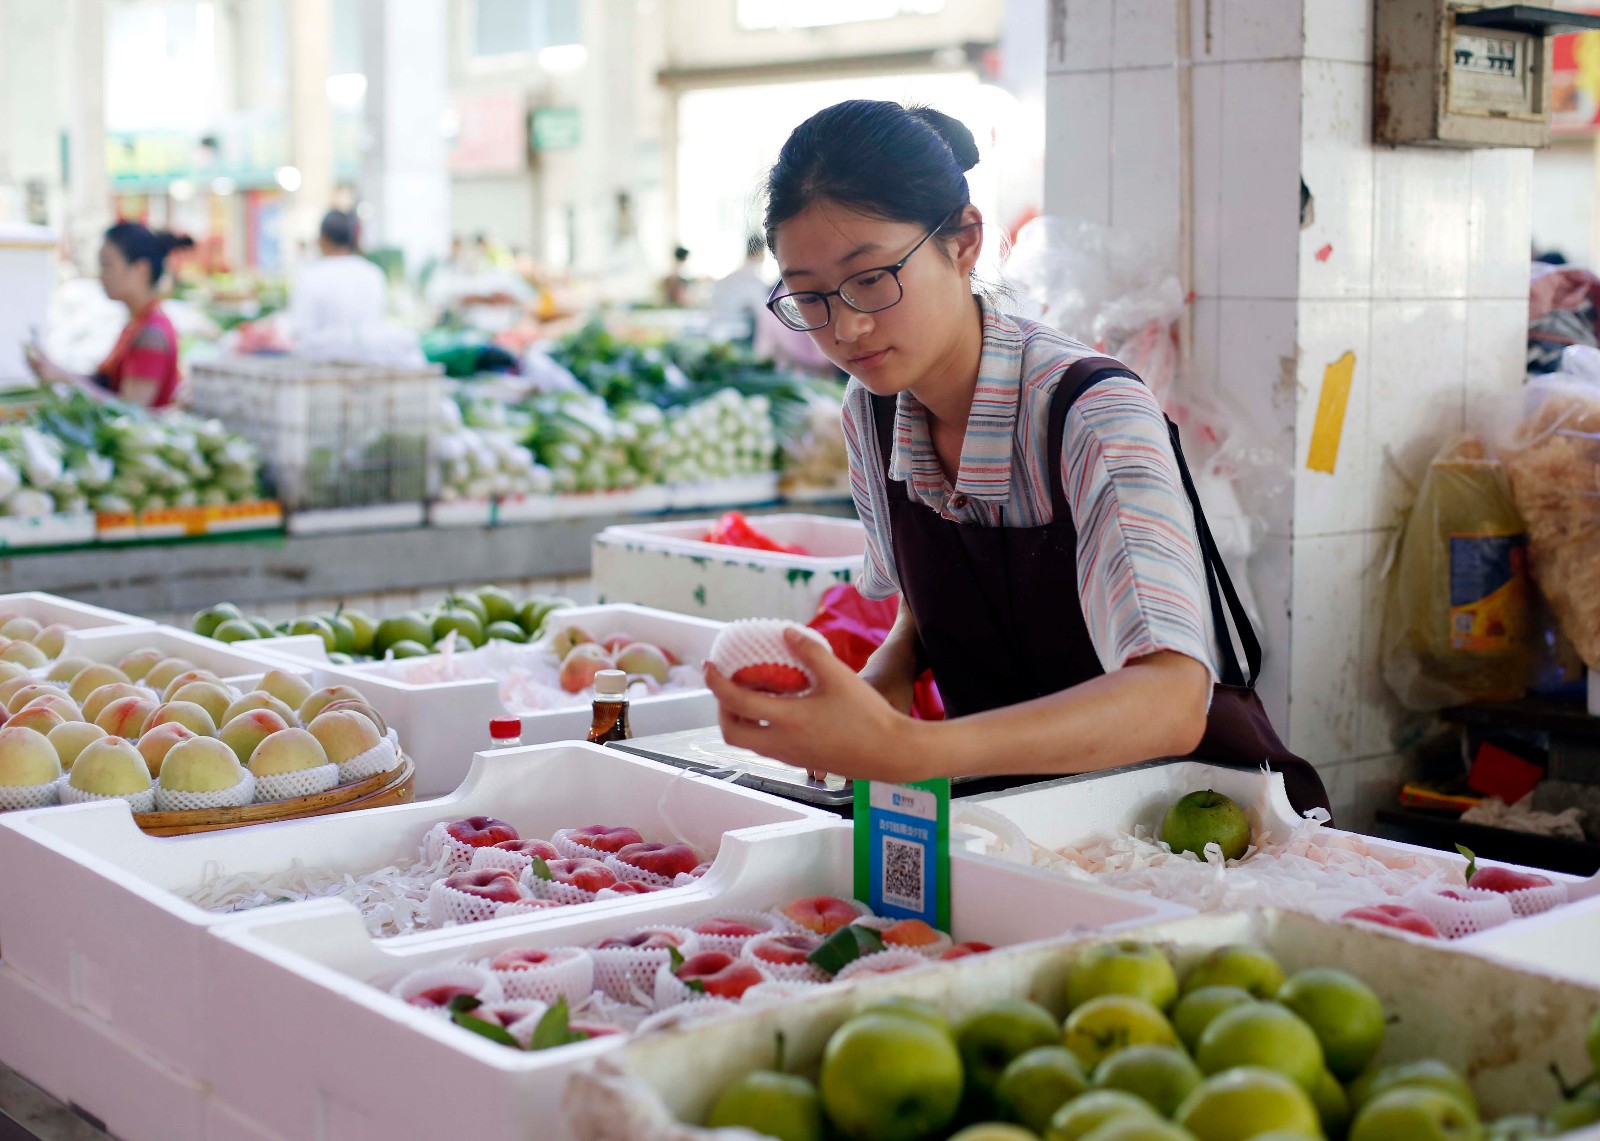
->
[765,224,943,333]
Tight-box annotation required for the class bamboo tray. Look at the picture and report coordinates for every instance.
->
[132,756,416,836]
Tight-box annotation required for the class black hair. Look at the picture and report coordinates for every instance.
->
[319,209,360,251]
[673,246,690,263]
[744,233,765,260]
[763,100,979,250]
[103,222,194,285]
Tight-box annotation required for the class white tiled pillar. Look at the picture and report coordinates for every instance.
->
[1044,0,1534,828]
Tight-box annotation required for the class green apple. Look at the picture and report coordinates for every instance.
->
[1195,1002,1324,1092]
[820,1013,963,1141]
[1094,1045,1202,1117]
[343,609,377,654]
[288,615,338,653]
[1311,1069,1350,1138]
[1349,1060,1476,1113]
[249,617,277,638]
[448,593,490,624]
[475,586,518,625]
[192,603,243,638]
[1175,1068,1321,1141]
[1062,996,1179,1072]
[859,997,955,1041]
[518,595,573,635]
[1045,1090,1158,1141]
[998,1046,1089,1134]
[1545,1090,1600,1132]
[1181,945,1285,999]
[433,607,486,647]
[1349,1087,1481,1141]
[1080,1120,1200,1141]
[326,614,357,655]
[213,618,258,643]
[959,1000,1065,1110]
[486,620,528,644]
[375,613,433,652]
[1162,790,1252,861]
[948,1126,1040,1141]
[1068,942,1180,1011]
[706,1071,823,1141]
[388,639,431,659]
[1276,967,1386,1080]
[1172,987,1255,1054]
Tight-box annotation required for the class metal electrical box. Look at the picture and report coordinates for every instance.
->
[1376,2,1600,147]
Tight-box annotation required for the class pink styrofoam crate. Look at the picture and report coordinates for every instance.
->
[0,743,829,1091]
[254,604,725,796]
[201,821,1190,1141]
[0,590,151,635]
[0,964,208,1141]
[591,513,865,623]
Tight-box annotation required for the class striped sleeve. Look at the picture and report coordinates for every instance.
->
[840,383,902,601]
[1061,377,1219,682]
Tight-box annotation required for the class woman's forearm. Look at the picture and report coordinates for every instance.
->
[860,602,921,684]
[907,650,1210,780]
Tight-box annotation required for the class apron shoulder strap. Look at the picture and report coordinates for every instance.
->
[869,392,909,502]
[1046,354,1262,690]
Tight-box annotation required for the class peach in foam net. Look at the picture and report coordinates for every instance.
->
[137,723,194,776]
[256,669,313,711]
[169,681,233,726]
[70,737,152,796]
[81,683,145,724]
[142,657,196,693]
[0,726,63,787]
[116,648,163,681]
[94,695,157,739]
[220,711,290,766]
[159,737,247,794]
[49,722,106,770]
[308,709,381,765]
[247,727,330,777]
[222,691,295,726]
[147,700,218,738]
[67,664,131,705]
[299,685,364,725]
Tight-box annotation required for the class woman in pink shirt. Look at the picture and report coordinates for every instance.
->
[27,222,192,409]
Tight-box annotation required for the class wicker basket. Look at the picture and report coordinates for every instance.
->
[132,757,415,836]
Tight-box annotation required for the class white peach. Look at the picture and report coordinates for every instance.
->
[31,624,69,659]
[7,684,61,716]
[219,710,290,765]
[256,669,313,711]
[143,657,197,693]
[137,723,194,777]
[307,709,381,765]
[94,695,157,739]
[0,642,49,669]
[146,700,218,737]
[162,671,224,703]
[44,656,93,684]
[0,616,42,642]
[116,648,165,681]
[6,705,65,736]
[69,737,152,796]
[168,681,232,727]
[0,725,62,786]
[48,721,106,771]
[298,685,364,725]
[246,727,330,777]
[222,691,295,726]
[81,683,147,724]
[68,664,132,705]
[158,737,245,794]
[20,694,80,722]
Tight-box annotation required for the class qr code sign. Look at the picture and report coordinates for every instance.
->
[882,836,925,912]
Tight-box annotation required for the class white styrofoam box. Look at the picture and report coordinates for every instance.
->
[566,908,1600,1139]
[201,821,1189,1141]
[963,758,1581,909]
[0,223,55,384]
[258,604,726,795]
[0,743,828,1088]
[0,963,210,1141]
[0,590,151,636]
[1458,888,1600,984]
[60,623,312,690]
[0,512,97,550]
[592,514,865,623]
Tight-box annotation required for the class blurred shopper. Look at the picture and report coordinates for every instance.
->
[710,234,772,339]
[661,246,693,306]
[288,210,387,344]
[25,222,192,408]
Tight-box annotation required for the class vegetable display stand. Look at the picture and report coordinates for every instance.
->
[592,513,865,623]
[0,510,96,549]
[131,756,415,837]
[186,357,443,516]
[95,499,283,541]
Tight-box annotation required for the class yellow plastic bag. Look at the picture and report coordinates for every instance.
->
[1382,436,1533,710]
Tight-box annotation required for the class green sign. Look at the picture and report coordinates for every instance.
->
[531,106,581,151]
[855,777,951,933]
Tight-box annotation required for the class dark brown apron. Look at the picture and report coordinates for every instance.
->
[873,355,1331,819]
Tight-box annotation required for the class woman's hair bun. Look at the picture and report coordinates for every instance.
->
[907,106,980,172]
[154,232,196,256]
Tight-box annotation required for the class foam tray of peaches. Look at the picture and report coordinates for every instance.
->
[383,890,993,1055]
[0,649,404,814]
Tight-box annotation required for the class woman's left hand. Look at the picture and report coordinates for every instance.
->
[703,626,930,784]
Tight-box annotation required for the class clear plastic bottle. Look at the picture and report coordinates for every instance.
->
[587,669,632,744]
[489,717,523,749]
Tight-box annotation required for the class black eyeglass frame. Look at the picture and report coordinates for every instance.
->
[764,221,947,333]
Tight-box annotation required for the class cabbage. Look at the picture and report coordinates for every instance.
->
[6,489,56,517]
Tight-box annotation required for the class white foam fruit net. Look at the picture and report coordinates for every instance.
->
[591,934,700,1004]
[604,853,681,889]
[686,912,786,958]
[0,780,61,810]
[428,875,531,928]
[488,948,595,1005]
[741,934,829,984]
[336,734,400,785]
[391,964,503,1009]
[60,782,156,813]
[834,949,931,982]
[1497,880,1569,918]
[1405,887,1515,939]
[707,619,827,693]
[553,828,624,862]
[253,762,339,803]
[155,772,256,812]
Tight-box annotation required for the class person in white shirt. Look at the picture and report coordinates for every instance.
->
[709,234,772,339]
[288,211,387,346]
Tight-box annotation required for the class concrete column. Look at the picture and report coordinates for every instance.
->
[288,0,335,267]
[65,0,107,267]
[1044,0,1534,828]
[359,0,450,276]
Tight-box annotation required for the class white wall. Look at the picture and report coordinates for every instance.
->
[1044,0,1535,829]
[1531,140,1594,268]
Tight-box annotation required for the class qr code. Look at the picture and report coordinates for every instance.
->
[882,837,924,912]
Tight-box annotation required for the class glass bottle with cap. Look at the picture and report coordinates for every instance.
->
[587,669,632,744]
[489,717,523,749]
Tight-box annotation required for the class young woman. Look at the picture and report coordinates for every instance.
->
[703,100,1327,814]
[26,222,192,409]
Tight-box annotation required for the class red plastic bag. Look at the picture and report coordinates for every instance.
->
[702,511,810,555]
[806,584,944,720]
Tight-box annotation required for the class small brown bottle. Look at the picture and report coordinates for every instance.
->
[587,669,632,744]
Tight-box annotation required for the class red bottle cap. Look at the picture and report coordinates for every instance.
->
[489,717,522,740]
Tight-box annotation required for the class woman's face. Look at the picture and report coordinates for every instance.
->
[98,242,147,303]
[771,199,982,396]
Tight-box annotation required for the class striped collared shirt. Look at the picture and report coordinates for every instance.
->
[841,299,1219,681]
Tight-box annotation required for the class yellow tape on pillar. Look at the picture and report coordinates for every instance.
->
[1306,351,1356,474]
